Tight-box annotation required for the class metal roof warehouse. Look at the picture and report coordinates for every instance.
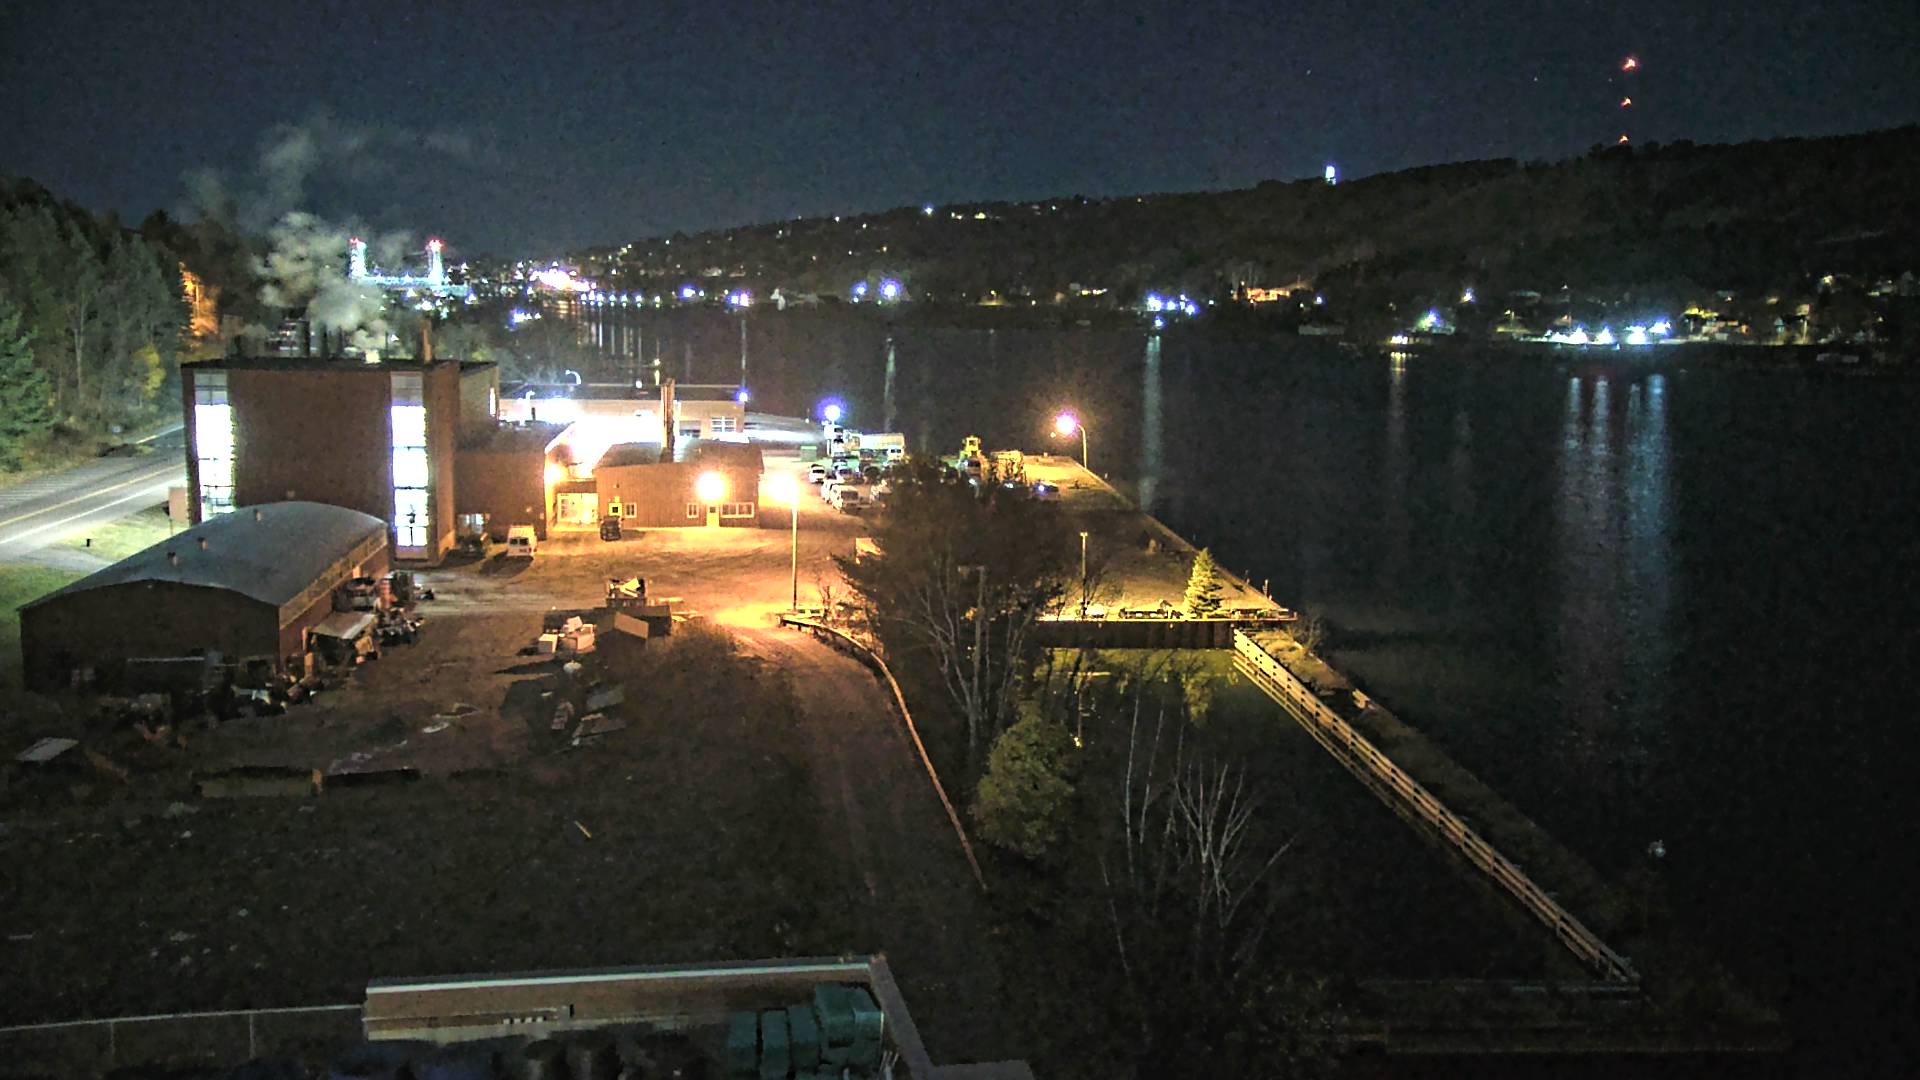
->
[18,502,390,692]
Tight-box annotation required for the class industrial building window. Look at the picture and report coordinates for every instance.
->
[678,421,702,438]
[685,503,701,519]
[710,415,737,433]
[391,373,430,553]
[192,372,235,516]
[720,502,756,518]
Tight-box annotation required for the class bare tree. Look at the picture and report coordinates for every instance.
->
[1098,694,1292,1002]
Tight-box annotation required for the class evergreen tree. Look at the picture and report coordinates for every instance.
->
[1184,547,1224,617]
[972,703,1076,859]
[0,298,56,466]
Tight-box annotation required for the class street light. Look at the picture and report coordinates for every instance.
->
[1078,530,1089,616]
[1053,411,1089,471]
[770,474,801,611]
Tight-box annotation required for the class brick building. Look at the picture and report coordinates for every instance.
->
[18,502,388,691]
[182,355,499,563]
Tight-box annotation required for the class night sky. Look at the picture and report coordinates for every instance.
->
[4,0,1917,255]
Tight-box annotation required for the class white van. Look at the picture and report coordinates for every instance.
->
[505,525,537,558]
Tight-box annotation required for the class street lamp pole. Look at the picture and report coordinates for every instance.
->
[1078,423,1089,472]
[1078,530,1089,616]
[789,491,800,612]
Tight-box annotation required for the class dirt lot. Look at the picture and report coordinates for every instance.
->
[0,467,1011,1062]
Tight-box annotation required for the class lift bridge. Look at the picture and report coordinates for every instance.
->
[348,237,474,300]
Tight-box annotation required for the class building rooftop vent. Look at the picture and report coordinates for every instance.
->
[167,551,179,567]
[254,508,264,522]
[197,537,209,551]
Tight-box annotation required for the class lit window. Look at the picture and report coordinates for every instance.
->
[193,372,234,517]
[710,415,737,433]
[391,373,430,553]
[685,503,701,519]
[721,502,756,518]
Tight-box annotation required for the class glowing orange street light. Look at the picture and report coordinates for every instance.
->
[1621,56,1638,71]
[1053,411,1090,471]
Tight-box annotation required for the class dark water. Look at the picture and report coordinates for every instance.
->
[568,306,1919,1070]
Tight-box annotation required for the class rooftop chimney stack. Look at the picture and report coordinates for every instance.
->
[253,508,264,522]
[167,551,179,567]
[197,537,209,551]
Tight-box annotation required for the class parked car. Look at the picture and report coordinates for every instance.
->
[807,462,829,484]
[1031,481,1061,501]
[833,486,869,512]
[599,517,622,541]
[1119,600,1178,619]
[505,525,537,558]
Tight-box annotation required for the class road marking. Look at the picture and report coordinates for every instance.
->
[0,462,182,531]
[0,478,181,547]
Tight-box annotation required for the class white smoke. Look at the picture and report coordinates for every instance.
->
[186,111,485,355]
[255,212,395,353]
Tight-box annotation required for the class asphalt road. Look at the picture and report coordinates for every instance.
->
[0,426,184,554]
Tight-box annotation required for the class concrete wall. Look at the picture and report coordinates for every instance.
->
[20,583,278,692]
[595,461,760,528]
[454,448,549,539]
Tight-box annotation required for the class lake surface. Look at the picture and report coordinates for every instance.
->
[564,304,1918,1070]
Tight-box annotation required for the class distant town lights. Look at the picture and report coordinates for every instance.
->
[679,284,698,300]
[879,279,902,301]
[820,401,844,424]
[852,281,870,300]
[1325,164,1338,184]
[1461,287,1476,303]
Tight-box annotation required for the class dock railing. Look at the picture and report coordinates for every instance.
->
[781,613,988,891]
[1232,630,1638,984]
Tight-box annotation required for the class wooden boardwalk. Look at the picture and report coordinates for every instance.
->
[1232,630,1639,984]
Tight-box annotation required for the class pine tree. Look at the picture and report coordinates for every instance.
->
[972,703,1076,859]
[1184,547,1224,617]
[0,297,56,466]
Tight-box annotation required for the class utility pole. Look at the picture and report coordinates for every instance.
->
[739,317,749,389]
[882,335,897,433]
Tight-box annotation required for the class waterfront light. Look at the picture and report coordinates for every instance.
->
[1053,411,1090,470]
[679,284,698,300]
[1146,294,1164,312]
[1594,326,1617,346]
[1153,316,1165,329]
[922,204,935,216]
[1651,319,1672,336]
[1324,163,1338,184]
[1625,326,1651,345]
[735,387,751,404]
[821,401,843,424]
[1461,287,1476,304]
[695,471,726,504]
[852,281,869,300]
[879,278,902,301]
